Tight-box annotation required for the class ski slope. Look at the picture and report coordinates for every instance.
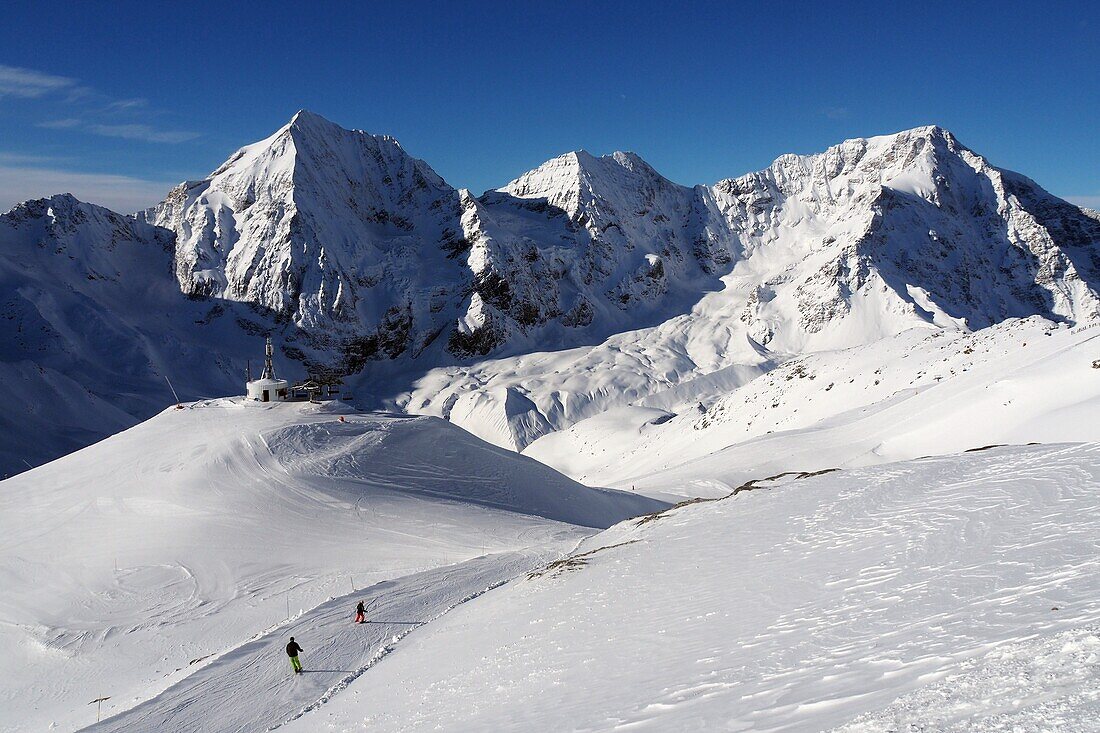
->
[279,443,1100,732]
[1,400,661,733]
[83,551,555,733]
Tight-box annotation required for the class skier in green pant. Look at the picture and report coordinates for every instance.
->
[286,637,303,674]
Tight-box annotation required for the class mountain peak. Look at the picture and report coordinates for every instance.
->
[503,148,673,203]
[561,149,658,175]
[286,109,352,139]
[4,192,109,221]
[566,149,599,165]
[901,124,960,145]
[290,108,331,125]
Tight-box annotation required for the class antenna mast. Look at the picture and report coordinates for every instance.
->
[261,337,276,380]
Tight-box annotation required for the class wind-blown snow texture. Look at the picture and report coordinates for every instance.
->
[0,400,659,733]
[525,317,1100,499]
[3,114,1099,474]
[281,443,1100,732]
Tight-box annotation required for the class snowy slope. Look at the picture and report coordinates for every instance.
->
[84,551,557,733]
[525,317,1100,498]
[0,194,262,477]
[0,400,661,733]
[278,443,1100,732]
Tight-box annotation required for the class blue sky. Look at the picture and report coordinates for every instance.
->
[1,0,1097,212]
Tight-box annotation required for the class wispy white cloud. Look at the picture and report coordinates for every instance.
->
[1065,195,1100,209]
[5,64,199,144]
[821,106,851,120]
[0,64,76,98]
[87,123,200,144]
[36,116,199,144]
[0,164,175,214]
[0,151,71,166]
[105,98,148,112]
[37,118,83,129]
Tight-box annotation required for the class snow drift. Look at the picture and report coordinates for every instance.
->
[280,443,1100,732]
[0,400,660,733]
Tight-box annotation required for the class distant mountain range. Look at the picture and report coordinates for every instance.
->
[2,111,1098,475]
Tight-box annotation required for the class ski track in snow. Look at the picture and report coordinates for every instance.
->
[82,549,560,733]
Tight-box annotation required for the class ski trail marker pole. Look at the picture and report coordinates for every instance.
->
[165,376,181,406]
[89,696,110,723]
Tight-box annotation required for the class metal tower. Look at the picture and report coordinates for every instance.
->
[261,337,276,380]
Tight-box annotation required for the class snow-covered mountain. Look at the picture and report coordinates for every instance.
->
[137,112,734,370]
[408,126,1100,450]
[0,194,254,475]
[2,114,1099,475]
[141,111,463,365]
[710,126,1099,347]
[142,113,1099,377]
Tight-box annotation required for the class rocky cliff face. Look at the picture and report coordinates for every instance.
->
[140,114,1100,368]
[456,149,736,356]
[710,126,1099,351]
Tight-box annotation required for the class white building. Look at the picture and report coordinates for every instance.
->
[246,338,289,402]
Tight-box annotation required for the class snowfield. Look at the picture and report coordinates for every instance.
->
[280,443,1100,732]
[524,317,1100,498]
[0,400,660,733]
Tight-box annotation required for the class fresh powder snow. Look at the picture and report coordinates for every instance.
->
[278,444,1100,732]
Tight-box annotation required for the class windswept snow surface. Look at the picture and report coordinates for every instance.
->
[280,443,1100,732]
[0,400,660,733]
[524,317,1100,499]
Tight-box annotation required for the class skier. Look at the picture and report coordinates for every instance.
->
[286,636,304,674]
[355,600,366,624]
